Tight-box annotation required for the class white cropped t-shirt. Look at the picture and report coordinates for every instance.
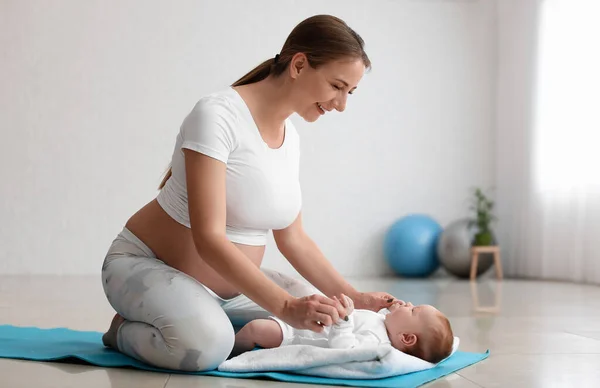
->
[156,87,302,246]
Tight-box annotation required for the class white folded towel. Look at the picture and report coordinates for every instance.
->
[218,337,460,379]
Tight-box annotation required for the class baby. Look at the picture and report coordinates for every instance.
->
[230,295,454,364]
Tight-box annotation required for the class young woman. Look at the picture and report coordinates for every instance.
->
[101,14,396,372]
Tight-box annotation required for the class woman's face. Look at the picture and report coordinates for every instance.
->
[289,55,366,122]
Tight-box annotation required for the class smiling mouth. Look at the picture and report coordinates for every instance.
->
[316,102,325,114]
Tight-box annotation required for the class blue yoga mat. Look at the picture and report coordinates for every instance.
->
[0,325,489,387]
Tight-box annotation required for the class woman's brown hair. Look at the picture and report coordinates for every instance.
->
[159,14,370,189]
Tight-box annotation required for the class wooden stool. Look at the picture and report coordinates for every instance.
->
[470,245,503,281]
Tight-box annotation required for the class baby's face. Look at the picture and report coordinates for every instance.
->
[384,302,442,340]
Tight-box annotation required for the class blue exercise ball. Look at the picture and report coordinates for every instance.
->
[384,214,443,277]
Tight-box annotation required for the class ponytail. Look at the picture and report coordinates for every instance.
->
[232,57,277,87]
[158,168,171,189]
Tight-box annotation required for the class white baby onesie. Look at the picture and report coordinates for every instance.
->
[270,309,392,349]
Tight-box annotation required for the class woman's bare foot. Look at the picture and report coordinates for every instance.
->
[102,313,125,349]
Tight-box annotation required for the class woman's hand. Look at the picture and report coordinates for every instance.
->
[280,294,342,332]
[352,291,402,312]
[388,299,410,311]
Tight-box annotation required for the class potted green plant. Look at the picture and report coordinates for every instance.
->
[469,187,497,246]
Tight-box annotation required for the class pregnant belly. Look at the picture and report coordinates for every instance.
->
[125,199,266,299]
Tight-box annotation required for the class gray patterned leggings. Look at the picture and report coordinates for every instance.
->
[101,227,319,372]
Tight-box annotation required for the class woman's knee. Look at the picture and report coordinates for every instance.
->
[121,297,236,372]
[118,316,235,372]
[101,255,236,371]
[171,313,235,371]
[153,283,236,370]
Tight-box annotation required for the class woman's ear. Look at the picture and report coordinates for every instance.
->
[289,52,307,79]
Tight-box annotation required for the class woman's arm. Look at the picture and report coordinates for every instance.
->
[184,150,341,329]
[185,149,293,315]
[274,213,398,312]
[272,213,360,300]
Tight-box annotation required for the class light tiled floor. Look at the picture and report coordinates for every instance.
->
[1,274,600,387]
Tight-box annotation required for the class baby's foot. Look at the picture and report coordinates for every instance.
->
[102,313,125,349]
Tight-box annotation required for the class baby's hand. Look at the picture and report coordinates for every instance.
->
[333,294,354,321]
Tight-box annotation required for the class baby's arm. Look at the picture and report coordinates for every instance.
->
[229,319,283,358]
[328,295,386,349]
[328,295,361,349]
[329,314,359,348]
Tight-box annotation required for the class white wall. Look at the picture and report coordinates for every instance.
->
[494,0,542,277]
[0,0,497,276]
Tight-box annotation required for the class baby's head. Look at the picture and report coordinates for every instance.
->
[384,302,454,364]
